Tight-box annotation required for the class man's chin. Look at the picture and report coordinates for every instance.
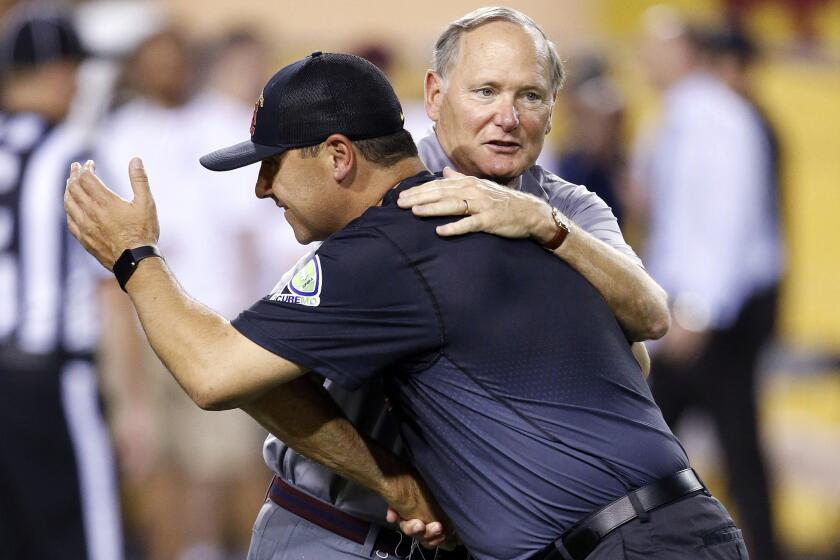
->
[475,155,529,185]
[291,228,326,245]
[292,230,316,245]
[476,164,525,186]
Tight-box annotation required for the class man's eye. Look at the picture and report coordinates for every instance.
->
[524,92,542,102]
[476,88,493,97]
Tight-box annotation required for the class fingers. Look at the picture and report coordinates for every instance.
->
[398,183,460,208]
[423,521,444,543]
[63,188,85,232]
[435,216,482,237]
[65,211,82,242]
[69,160,81,181]
[389,512,449,550]
[398,518,427,537]
[413,521,447,549]
[441,165,465,179]
[394,517,444,539]
[128,157,152,204]
[65,163,87,220]
[410,198,472,218]
[399,175,491,207]
[75,160,122,204]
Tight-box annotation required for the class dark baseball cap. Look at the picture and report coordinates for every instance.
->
[0,9,87,73]
[200,52,405,172]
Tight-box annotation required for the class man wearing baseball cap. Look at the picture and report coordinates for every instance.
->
[236,8,676,560]
[1,7,124,559]
[66,48,745,560]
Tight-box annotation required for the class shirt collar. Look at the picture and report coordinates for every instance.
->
[381,170,438,207]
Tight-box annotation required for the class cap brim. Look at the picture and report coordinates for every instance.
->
[199,140,288,172]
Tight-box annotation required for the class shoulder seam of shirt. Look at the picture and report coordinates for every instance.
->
[371,225,446,358]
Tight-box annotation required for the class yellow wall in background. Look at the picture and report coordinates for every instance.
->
[758,62,840,349]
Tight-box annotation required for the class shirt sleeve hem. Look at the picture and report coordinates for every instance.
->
[231,316,363,391]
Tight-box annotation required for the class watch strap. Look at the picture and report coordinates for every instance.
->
[113,245,163,292]
[542,208,570,251]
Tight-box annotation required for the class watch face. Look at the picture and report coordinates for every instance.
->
[552,208,569,231]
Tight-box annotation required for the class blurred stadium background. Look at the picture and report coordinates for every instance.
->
[2,0,839,558]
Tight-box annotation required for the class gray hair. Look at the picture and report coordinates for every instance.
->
[432,6,565,95]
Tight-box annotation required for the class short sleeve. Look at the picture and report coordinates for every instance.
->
[231,226,441,390]
[527,168,642,267]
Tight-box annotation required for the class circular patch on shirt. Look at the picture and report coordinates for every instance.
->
[269,255,322,307]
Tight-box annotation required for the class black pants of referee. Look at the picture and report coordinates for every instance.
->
[651,287,781,560]
[0,352,123,559]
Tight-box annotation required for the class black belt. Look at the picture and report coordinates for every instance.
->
[268,476,469,559]
[533,468,708,560]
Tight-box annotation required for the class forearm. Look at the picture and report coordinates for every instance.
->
[242,376,418,506]
[558,226,669,340]
[531,207,670,341]
[125,256,296,409]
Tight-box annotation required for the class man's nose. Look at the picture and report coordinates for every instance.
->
[255,177,269,199]
[495,98,520,132]
[255,163,272,199]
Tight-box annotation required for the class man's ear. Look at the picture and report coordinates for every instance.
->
[424,70,444,123]
[323,134,355,183]
[545,92,557,135]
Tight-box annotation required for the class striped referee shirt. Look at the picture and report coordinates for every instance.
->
[0,111,102,357]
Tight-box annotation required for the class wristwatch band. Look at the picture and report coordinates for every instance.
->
[542,207,571,250]
[113,245,163,292]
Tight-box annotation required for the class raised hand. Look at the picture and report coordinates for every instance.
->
[64,158,160,270]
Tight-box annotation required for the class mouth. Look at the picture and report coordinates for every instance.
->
[484,140,521,154]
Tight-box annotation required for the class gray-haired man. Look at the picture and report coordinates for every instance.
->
[246,7,674,560]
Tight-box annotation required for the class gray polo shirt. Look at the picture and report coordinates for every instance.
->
[260,131,642,524]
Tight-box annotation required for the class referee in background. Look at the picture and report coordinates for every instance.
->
[0,7,123,559]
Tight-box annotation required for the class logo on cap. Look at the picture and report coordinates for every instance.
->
[250,91,265,136]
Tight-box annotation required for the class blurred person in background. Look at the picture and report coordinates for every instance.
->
[189,30,305,300]
[352,42,434,145]
[0,6,124,559]
[701,25,784,229]
[95,28,299,560]
[635,7,784,559]
[555,54,628,225]
[722,0,829,53]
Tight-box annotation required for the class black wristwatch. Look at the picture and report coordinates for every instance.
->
[113,245,163,292]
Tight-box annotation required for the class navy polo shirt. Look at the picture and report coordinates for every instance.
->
[233,171,689,560]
